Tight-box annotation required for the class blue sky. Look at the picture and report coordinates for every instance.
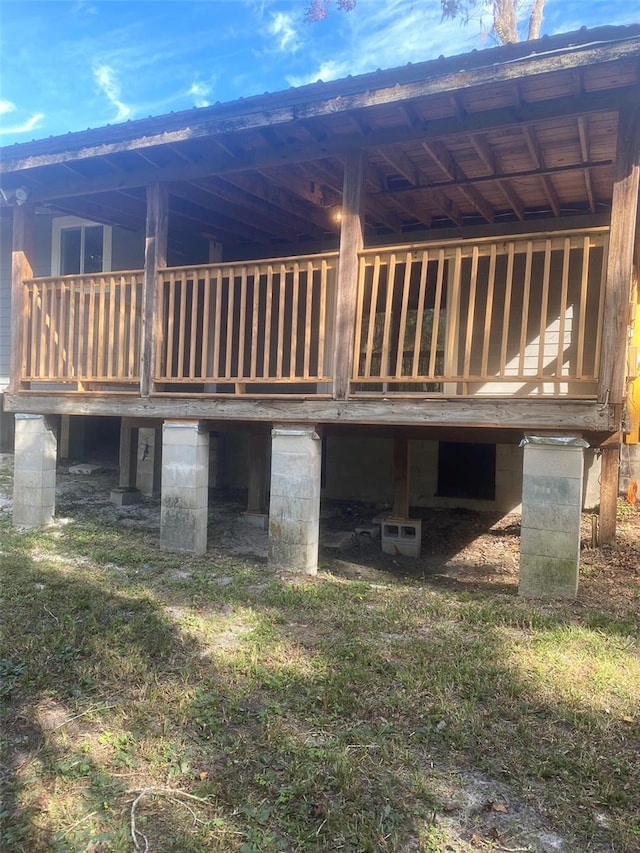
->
[0,0,638,146]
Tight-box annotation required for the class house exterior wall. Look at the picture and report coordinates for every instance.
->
[320,436,601,513]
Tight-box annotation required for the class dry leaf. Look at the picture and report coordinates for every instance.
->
[492,802,508,812]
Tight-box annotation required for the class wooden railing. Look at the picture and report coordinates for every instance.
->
[155,253,337,387]
[353,230,608,395]
[21,271,143,387]
[18,231,608,399]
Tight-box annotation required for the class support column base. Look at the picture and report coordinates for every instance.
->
[110,487,141,506]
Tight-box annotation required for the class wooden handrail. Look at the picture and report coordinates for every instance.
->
[353,229,608,395]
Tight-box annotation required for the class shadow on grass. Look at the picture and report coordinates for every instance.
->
[1,511,639,852]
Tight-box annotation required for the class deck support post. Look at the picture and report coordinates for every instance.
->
[9,203,35,394]
[245,428,270,525]
[596,106,640,542]
[268,425,321,574]
[519,437,587,598]
[160,420,209,554]
[111,421,141,506]
[598,435,621,546]
[141,183,168,398]
[137,427,162,497]
[333,151,366,400]
[59,415,86,460]
[13,414,57,528]
[598,106,640,410]
[392,435,410,518]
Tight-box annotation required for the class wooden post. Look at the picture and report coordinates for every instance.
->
[599,435,621,545]
[392,434,410,518]
[332,151,366,400]
[141,183,168,398]
[9,203,35,394]
[598,106,640,414]
[118,423,139,490]
[247,429,269,515]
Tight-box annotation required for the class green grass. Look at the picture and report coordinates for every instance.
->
[1,502,639,852]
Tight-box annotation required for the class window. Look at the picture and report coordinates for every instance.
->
[437,442,496,501]
[52,217,112,275]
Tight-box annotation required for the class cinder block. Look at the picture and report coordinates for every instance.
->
[381,519,422,557]
[519,554,579,598]
[521,501,582,533]
[242,512,268,530]
[523,445,584,479]
[522,474,582,507]
[110,487,141,506]
[520,527,580,561]
[268,541,318,574]
[268,427,321,574]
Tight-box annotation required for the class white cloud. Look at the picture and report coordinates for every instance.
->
[92,63,133,122]
[268,10,301,53]
[0,111,45,137]
[189,80,213,108]
[288,0,484,87]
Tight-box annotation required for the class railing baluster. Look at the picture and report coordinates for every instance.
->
[499,244,515,377]
[189,270,200,379]
[518,241,533,376]
[201,269,211,380]
[250,265,260,380]
[463,246,479,380]
[429,249,445,379]
[395,252,413,378]
[225,268,235,380]
[87,278,96,379]
[177,271,188,380]
[318,260,327,380]
[289,263,300,378]
[576,236,590,379]
[593,235,608,377]
[364,255,381,378]
[166,272,176,380]
[557,238,571,375]
[276,264,286,379]
[412,250,428,379]
[537,240,552,379]
[303,261,314,379]
[481,244,497,380]
[263,265,273,378]
[212,268,222,380]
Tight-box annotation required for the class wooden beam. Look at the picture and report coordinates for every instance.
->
[10,88,633,203]
[9,203,34,394]
[598,106,640,412]
[333,152,366,400]
[2,393,615,432]
[599,436,621,545]
[578,117,596,214]
[469,132,525,220]
[422,140,494,223]
[140,183,168,398]
[378,144,463,225]
[392,434,410,517]
[247,428,269,514]
[174,180,303,242]
[522,127,560,216]
[377,146,418,186]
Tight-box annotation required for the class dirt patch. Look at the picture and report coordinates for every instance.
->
[2,455,638,610]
